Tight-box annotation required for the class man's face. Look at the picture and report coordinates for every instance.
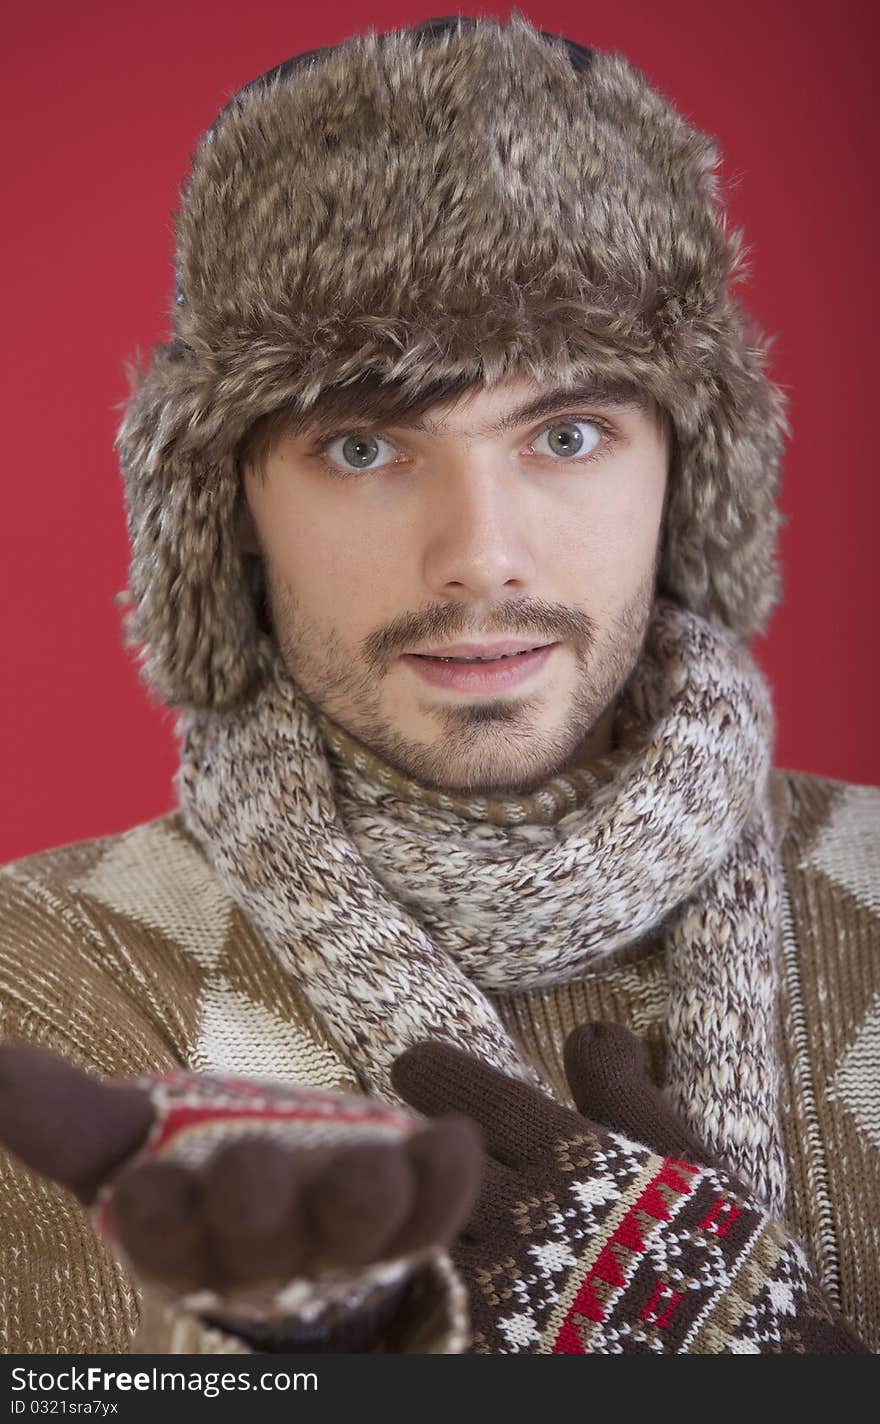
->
[239,373,670,796]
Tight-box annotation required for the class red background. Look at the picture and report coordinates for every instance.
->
[2,2,877,866]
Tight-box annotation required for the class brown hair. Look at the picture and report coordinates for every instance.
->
[237,372,482,484]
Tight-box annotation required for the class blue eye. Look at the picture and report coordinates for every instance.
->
[531,419,605,461]
[312,415,616,477]
[319,432,399,472]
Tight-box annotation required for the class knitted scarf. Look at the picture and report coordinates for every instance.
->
[174,599,787,1214]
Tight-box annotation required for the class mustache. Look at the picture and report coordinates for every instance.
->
[367,605,599,662]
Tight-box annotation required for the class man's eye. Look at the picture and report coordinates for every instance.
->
[316,432,399,473]
[313,416,615,476]
[531,419,607,462]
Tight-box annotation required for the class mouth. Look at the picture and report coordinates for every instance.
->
[399,643,559,692]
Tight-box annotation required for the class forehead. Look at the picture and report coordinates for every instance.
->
[300,372,653,440]
[410,376,651,439]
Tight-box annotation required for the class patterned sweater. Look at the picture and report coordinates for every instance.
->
[1,765,878,1353]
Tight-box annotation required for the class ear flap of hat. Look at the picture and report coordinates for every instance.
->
[114,339,278,710]
[657,305,791,641]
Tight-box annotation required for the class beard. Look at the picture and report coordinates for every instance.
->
[261,554,658,798]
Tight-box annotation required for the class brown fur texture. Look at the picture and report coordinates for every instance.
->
[114,11,791,711]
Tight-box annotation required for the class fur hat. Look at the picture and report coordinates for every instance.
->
[114,10,791,711]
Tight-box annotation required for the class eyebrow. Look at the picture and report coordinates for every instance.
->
[304,382,650,440]
[414,383,650,438]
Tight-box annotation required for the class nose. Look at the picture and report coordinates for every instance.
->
[420,454,537,601]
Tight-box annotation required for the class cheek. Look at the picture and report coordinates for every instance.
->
[560,470,666,586]
[259,499,378,596]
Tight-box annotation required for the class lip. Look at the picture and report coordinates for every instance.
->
[400,643,559,692]
[410,639,551,659]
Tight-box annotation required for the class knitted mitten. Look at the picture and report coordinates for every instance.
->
[391,1023,868,1354]
[0,1044,481,1352]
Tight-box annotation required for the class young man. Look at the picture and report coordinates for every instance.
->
[1,14,876,1355]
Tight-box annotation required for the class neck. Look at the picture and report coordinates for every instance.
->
[316,696,638,829]
[562,700,618,772]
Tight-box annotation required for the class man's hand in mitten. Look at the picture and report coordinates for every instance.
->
[0,1043,483,1351]
[392,1022,868,1354]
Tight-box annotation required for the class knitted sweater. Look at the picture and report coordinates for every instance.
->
[1,765,878,1353]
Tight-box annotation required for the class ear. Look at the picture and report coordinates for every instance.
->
[235,496,262,556]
